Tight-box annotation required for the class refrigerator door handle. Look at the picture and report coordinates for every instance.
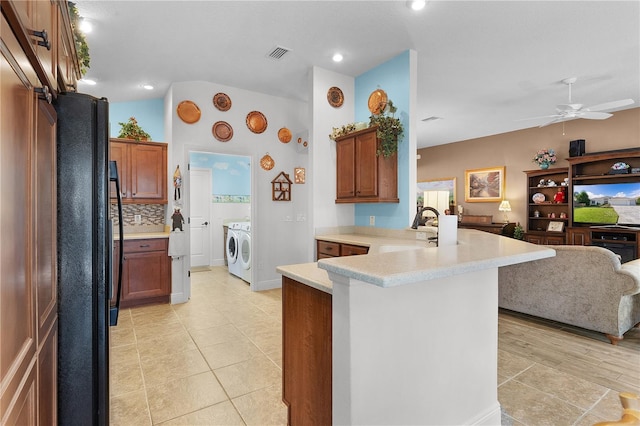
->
[109,161,124,326]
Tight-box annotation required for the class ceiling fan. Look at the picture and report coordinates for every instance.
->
[521,77,635,127]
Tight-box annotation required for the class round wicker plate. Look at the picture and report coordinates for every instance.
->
[213,93,232,111]
[246,111,268,134]
[278,127,292,143]
[212,121,233,142]
[260,153,274,170]
[176,100,201,124]
[327,86,344,108]
[367,89,388,115]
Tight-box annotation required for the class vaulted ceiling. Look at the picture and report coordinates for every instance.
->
[75,1,640,148]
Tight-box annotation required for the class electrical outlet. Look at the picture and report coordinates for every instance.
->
[369,216,375,226]
[134,214,142,224]
[416,232,427,241]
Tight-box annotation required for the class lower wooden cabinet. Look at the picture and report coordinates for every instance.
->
[282,276,332,425]
[114,238,171,308]
[525,233,566,245]
[316,239,368,260]
[567,227,591,246]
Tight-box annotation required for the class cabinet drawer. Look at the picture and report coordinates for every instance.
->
[317,241,340,257]
[341,244,368,256]
[122,238,168,253]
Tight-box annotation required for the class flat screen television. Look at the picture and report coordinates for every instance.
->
[573,182,640,227]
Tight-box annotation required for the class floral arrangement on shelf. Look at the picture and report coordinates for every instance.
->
[117,117,151,141]
[329,123,358,141]
[68,2,90,75]
[532,148,557,169]
[369,100,404,158]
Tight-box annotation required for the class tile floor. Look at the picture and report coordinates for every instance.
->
[110,266,640,425]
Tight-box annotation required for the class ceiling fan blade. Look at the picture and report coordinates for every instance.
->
[515,114,561,122]
[556,103,583,112]
[584,99,634,112]
[580,111,612,120]
[538,117,568,128]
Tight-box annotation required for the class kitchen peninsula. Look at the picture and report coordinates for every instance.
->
[277,229,555,425]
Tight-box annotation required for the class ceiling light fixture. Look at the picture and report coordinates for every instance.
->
[332,53,343,63]
[142,84,154,90]
[79,19,92,33]
[407,0,426,11]
[79,78,96,85]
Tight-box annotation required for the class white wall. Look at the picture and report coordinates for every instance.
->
[165,80,309,295]
[310,67,355,233]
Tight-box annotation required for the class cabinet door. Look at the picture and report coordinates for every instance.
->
[567,228,590,246]
[109,141,129,199]
[355,130,378,197]
[1,14,38,420]
[56,2,76,92]
[545,235,566,245]
[130,144,166,201]
[34,97,57,340]
[38,321,57,425]
[336,137,355,199]
[122,250,170,303]
[33,0,57,91]
[525,234,545,245]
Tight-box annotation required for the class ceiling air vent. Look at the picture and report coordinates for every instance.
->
[267,45,291,60]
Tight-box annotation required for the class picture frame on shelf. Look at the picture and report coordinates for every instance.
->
[547,221,565,232]
[464,166,505,203]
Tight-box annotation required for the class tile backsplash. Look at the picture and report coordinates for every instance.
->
[110,204,166,232]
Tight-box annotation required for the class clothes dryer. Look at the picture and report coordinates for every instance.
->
[236,222,251,283]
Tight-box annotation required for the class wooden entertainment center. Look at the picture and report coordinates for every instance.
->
[524,148,640,261]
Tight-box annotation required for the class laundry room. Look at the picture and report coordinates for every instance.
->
[188,151,251,276]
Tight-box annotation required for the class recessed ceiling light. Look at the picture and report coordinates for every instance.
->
[79,78,96,85]
[142,84,154,90]
[407,0,426,11]
[332,53,343,63]
[79,19,92,33]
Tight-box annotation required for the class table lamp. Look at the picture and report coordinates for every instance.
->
[498,200,511,223]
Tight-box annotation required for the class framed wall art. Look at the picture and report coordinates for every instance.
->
[547,221,565,232]
[464,166,505,203]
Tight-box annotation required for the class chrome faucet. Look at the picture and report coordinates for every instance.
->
[411,206,440,229]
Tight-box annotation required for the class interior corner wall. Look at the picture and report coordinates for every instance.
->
[417,107,640,227]
[310,66,356,229]
[354,50,414,229]
[109,98,165,141]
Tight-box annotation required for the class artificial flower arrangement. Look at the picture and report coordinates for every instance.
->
[609,162,630,174]
[118,117,151,141]
[532,149,557,168]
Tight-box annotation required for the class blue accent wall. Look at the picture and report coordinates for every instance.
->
[189,152,251,196]
[354,50,411,229]
[110,98,164,141]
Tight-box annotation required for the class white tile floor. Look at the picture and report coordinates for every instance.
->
[110,266,640,425]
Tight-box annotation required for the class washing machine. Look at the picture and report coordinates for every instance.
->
[236,222,251,283]
[226,222,242,279]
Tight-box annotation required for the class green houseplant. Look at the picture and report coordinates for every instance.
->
[369,100,404,158]
[68,2,90,75]
[118,117,151,141]
[513,222,524,240]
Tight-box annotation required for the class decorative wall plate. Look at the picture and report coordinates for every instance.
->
[213,93,232,111]
[278,127,292,143]
[327,86,344,108]
[367,89,388,115]
[212,121,233,142]
[176,100,201,124]
[246,111,268,133]
[260,153,274,170]
[532,193,546,204]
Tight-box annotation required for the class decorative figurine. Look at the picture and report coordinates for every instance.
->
[561,177,569,186]
[538,179,546,187]
[546,179,557,187]
[554,188,565,203]
[173,165,182,201]
[171,207,185,231]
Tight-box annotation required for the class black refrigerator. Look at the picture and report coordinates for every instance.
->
[56,92,123,425]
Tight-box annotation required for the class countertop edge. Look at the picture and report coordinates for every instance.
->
[276,263,333,294]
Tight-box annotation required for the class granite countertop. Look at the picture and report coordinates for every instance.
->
[277,229,555,293]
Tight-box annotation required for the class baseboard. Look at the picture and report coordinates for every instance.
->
[253,278,281,291]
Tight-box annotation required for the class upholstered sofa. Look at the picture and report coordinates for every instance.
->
[498,245,640,344]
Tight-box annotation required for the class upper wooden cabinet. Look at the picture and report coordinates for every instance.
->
[110,138,168,204]
[335,126,398,203]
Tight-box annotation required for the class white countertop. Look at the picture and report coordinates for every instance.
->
[276,229,554,293]
[114,231,169,240]
[316,229,555,288]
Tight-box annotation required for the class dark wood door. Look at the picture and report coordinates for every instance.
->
[336,137,355,199]
[130,144,166,200]
[109,141,129,198]
[355,130,378,197]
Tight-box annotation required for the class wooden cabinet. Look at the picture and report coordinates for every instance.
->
[567,227,590,246]
[114,238,171,308]
[110,138,168,204]
[2,7,61,424]
[282,276,332,425]
[524,167,569,245]
[316,239,369,260]
[335,126,398,203]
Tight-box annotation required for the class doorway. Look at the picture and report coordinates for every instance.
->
[190,167,212,267]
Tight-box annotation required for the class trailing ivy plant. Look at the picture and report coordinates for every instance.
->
[369,100,404,157]
[68,1,90,75]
